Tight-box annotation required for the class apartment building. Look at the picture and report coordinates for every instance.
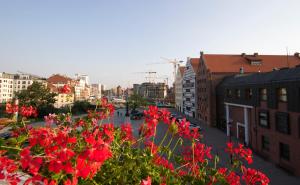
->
[217,66,300,176]
[0,73,14,103]
[182,58,199,118]
[0,72,46,103]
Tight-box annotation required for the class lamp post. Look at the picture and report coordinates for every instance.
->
[228,119,233,164]
[125,91,130,117]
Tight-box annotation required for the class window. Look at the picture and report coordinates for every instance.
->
[260,88,267,101]
[186,98,191,101]
[245,88,252,99]
[22,81,26,84]
[226,89,232,98]
[259,111,269,128]
[276,112,290,134]
[279,143,290,161]
[277,88,287,102]
[262,136,270,151]
[186,89,190,93]
[235,89,241,98]
[186,107,191,111]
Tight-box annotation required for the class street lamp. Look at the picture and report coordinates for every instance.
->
[125,91,129,117]
[228,119,233,164]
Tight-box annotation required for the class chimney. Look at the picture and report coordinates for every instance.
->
[294,52,300,58]
[240,67,244,74]
[254,52,258,57]
[241,53,246,57]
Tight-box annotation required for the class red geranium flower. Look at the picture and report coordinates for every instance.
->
[242,166,270,185]
[60,84,72,94]
[20,105,38,118]
[5,103,18,114]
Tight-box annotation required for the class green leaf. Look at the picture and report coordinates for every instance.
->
[17,135,27,144]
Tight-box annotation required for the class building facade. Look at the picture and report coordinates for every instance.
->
[74,74,91,101]
[217,67,300,176]
[0,73,14,103]
[182,58,199,118]
[91,84,102,99]
[0,72,46,103]
[47,74,75,108]
[175,66,185,112]
[135,82,167,100]
[197,52,300,126]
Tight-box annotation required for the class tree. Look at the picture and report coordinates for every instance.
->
[128,93,147,110]
[15,82,57,118]
[15,81,57,107]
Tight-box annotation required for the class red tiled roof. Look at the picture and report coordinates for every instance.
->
[47,83,59,93]
[47,74,73,84]
[179,66,185,76]
[190,58,200,72]
[202,54,300,73]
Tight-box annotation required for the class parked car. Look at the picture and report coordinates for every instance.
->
[130,111,144,120]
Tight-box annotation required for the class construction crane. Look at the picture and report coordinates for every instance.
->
[154,76,169,86]
[147,57,184,85]
[132,71,157,83]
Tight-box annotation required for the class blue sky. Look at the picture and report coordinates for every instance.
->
[0,0,299,88]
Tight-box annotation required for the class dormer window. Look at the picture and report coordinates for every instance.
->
[250,60,262,65]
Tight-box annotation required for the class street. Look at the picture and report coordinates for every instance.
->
[114,108,300,185]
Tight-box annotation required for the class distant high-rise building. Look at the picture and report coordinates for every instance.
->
[91,84,102,99]
[75,74,89,85]
[74,74,91,101]
[116,85,122,97]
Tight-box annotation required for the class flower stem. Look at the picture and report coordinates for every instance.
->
[0,145,21,151]
[169,138,182,160]
[158,130,169,149]
[151,126,157,154]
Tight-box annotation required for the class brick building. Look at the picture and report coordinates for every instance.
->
[197,52,300,126]
[217,66,300,176]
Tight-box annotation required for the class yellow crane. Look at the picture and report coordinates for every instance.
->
[147,57,184,85]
